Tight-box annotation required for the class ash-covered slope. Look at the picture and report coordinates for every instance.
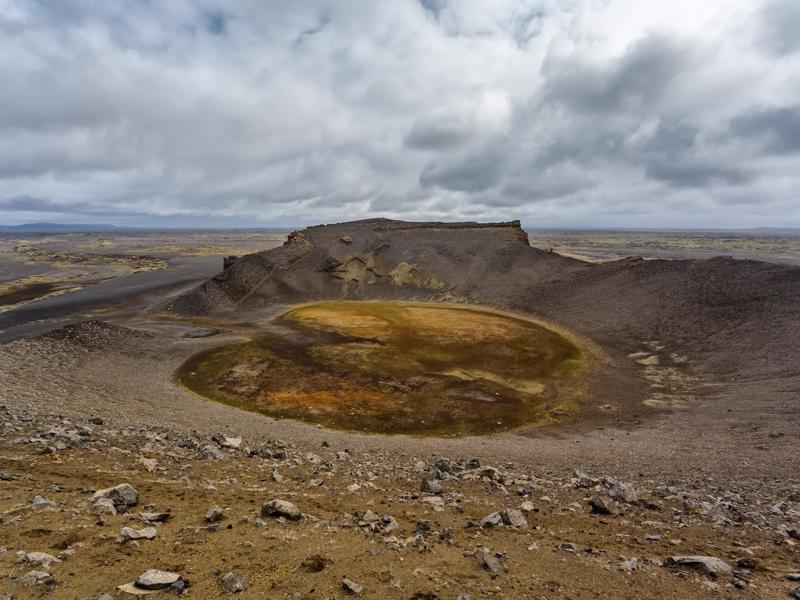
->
[164,218,579,314]
[165,218,800,378]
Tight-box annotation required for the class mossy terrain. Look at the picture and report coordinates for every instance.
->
[177,302,587,435]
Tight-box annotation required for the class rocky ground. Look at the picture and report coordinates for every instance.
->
[1,399,799,599]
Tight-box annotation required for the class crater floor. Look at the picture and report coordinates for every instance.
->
[177,301,588,435]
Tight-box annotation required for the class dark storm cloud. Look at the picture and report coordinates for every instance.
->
[543,36,691,115]
[0,1,798,228]
[420,148,504,192]
[730,107,800,154]
[404,116,473,150]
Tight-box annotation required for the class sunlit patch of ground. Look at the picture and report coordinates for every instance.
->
[178,301,589,435]
[0,275,85,313]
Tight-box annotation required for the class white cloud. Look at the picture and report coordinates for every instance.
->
[0,0,798,227]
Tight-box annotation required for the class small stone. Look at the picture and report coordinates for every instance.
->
[790,587,800,600]
[480,512,504,528]
[140,511,170,523]
[340,235,353,244]
[480,548,508,573]
[121,526,157,541]
[420,478,443,495]
[94,497,117,515]
[220,571,249,593]
[787,573,800,581]
[20,570,54,586]
[589,495,619,516]
[572,469,598,488]
[602,476,638,504]
[26,552,61,568]
[667,556,733,578]
[137,457,158,473]
[199,444,225,460]
[433,458,452,473]
[135,569,182,590]
[502,508,528,528]
[91,483,139,509]
[206,505,225,523]
[211,433,242,449]
[342,577,364,595]
[31,495,57,509]
[261,499,301,520]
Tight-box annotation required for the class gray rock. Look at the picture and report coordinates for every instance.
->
[572,469,598,488]
[502,508,528,529]
[91,483,139,509]
[602,476,639,504]
[667,555,733,578]
[135,569,182,589]
[261,499,301,520]
[212,432,242,449]
[589,495,619,516]
[94,497,117,515]
[199,444,225,460]
[420,478,443,495]
[120,526,157,541]
[480,548,508,573]
[205,505,225,523]
[31,495,57,509]
[25,552,60,568]
[790,587,800,600]
[434,458,452,474]
[20,570,54,586]
[220,571,249,593]
[342,577,364,595]
[480,512,504,528]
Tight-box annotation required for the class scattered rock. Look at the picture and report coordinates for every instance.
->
[420,478,443,495]
[602,476,639,504]
[480,512,504,528]
[261,499,301,520]
[667,555,733,578]
[480,548,508,573]
[589,495,619,516]
[20,570,54,586]
[94,497,117,515]
[135,569,183,590]
[212,432,242,449]
[206,505,225,523]
[502,508,528,528]
[91,483,139,510]
[199,444,225,460]
[121,526,157,541]
[26,552,60,568]
[342,577,364,595]
[220,571,249,593]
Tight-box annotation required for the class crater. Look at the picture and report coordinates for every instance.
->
[176,301,589,435]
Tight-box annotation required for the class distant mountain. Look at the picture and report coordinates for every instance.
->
[0,222,123,233]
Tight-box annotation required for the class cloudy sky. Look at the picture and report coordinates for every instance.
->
[1,0,799,228]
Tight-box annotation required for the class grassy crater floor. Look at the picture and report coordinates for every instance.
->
[177,302,588,435]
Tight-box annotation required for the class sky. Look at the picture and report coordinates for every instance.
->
[0,0,799,229]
